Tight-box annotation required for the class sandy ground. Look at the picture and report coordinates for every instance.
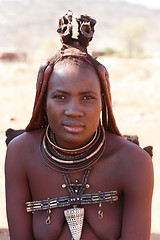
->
[0,57,160,239]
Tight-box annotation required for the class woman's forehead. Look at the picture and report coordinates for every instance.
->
[48,61,101,93]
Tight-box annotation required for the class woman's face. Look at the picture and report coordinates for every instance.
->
[46,60,102,149]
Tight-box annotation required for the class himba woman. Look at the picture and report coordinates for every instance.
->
[5,11,153,240]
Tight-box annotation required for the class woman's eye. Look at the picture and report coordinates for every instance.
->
[53,95,66,100]
[83,96,95,100]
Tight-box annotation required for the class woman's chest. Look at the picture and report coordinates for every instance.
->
[27,150,123,198]
[32,203,122,240]
[27,153,123,239]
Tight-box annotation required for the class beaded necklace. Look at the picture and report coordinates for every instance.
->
[40,124,106,173]
[46,124,98,154]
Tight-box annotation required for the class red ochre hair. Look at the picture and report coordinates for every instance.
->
[26,11,121,136]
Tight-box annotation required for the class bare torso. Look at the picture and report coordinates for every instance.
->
[5,129,153,240]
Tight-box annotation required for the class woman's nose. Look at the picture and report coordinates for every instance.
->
[64,100,84,117]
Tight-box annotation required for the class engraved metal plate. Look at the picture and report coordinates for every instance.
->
[64,207,84,240]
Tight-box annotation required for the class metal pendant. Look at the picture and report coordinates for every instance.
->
[64,207,84,240]
[98,202,103,219]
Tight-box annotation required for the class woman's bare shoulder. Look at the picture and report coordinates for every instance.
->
[105,131,153,168]
[105,131,154,197]
[5,129,44,167]
[7,129,44,149]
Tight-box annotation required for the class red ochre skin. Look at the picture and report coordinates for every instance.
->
[5,61,154,240]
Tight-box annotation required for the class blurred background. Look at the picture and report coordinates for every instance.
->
[0,0,160,239]
[1,0,160,59]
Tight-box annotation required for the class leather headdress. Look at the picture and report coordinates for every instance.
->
[26,11,121,136]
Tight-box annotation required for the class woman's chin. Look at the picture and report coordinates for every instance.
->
[56,135,91,150]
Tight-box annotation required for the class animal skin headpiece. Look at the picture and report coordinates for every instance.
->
[26,11,121,136]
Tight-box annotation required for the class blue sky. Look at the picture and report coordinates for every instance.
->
[112,0,160,9]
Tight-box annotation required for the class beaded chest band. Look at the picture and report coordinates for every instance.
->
[26,190,118,213]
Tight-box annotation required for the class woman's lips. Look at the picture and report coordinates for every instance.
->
[63,125,84,133]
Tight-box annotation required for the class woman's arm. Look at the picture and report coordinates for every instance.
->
[121,148,154,240]
[5,138,35,240]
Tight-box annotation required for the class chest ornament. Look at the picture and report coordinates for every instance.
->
[27,124,118,240]
[26,172,118,240]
